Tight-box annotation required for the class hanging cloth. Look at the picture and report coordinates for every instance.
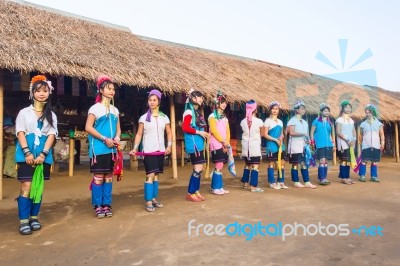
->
[30,164,44,204]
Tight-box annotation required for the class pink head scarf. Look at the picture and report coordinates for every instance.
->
[95,75,113,103]
[246,100,257,123]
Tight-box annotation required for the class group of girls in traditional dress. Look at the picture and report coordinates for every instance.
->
[181,95,385,200]
[14,77,385,233]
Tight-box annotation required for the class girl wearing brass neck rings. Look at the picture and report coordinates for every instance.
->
[85,75,121,218]
[182,90,209,202]
[335,100,357,184]
[209,92,231,195]
[310,103,336,185]
[287,100,316,189]
[130,89,172,212]
[357,104,384,183]
[15,75,58,235]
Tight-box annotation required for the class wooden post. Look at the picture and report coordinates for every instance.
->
[393,123,396,158]
[0,70,4,200]
[181,140,185,167]
[130,155,138,170]
[130,88,139,170]
[333,148,337,166]
[169,95,178,179]
[357,124,361,158]
[68,137,75,177]
[395,122,399,163]
[332,121,337,166]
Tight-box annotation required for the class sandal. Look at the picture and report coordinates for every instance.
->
[279,183,289,189]
[145,205,155,212]
[341,179,355,185]
[19,222,32,235]
[242,183,249,189]
[152,201,164,208]
[103,205,113,217]
[94,205,105,218]
[319,179,330,186]
[251,187,264,192]
[186,193,202,202]
[195,192,206,201]
[29,219,42,231]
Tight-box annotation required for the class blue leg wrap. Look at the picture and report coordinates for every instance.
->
[91,183,103,206]
[301,168,310,182]
[240,168,250,183]
[345,165,351,178]
[338,165,345,178]
[291,168,299,182]
[359,164,367,176]
[318,166,324,181]
[188,171,200,194]
[249,169,259,187]
[144,182,154,201]
[278,169,285,183]
[371,164,378,177]
[18,196,32,220]
[30,200,42,217]
[267,167,275,183]
[153,181,159,199]
[213,171,223,189]
[102,182,113,205]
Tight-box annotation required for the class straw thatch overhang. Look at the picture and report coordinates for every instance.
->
[1,0,400,121]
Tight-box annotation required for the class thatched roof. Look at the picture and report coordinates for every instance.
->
[1,0,400,121]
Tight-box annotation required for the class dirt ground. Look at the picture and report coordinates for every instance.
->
[0,158,399,266]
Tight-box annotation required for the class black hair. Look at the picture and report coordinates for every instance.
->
[190,90,203,100]
[268,103,280,116]
[31,81,54,128]
[218,96,227,104]
[99,80,115,92]
[187,90,204,109]
[339,103,352,117]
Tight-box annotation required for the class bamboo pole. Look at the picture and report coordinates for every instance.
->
[357,124,361,158]
[68,137,75,176]
[332,120,337,166]
[395,122,399,163]
[130,88,138,171]
[0,70,4,200]
[169,95,178,179]
[393,123,396,158]
[181,140,185,167]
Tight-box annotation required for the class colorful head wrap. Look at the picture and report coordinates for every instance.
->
[149,89,162,100]
[95,75,113,103]
[212,90,226,120]
[146,89,162,122]
[185,89,206,128]
[319,103,330,112]
[318,103,331,122]
[365,103,378,117]
[293,100,305,110]
[269,101,281,111]
[340,100,352,109]
[246,100,257,123]
[29,75,54,100]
